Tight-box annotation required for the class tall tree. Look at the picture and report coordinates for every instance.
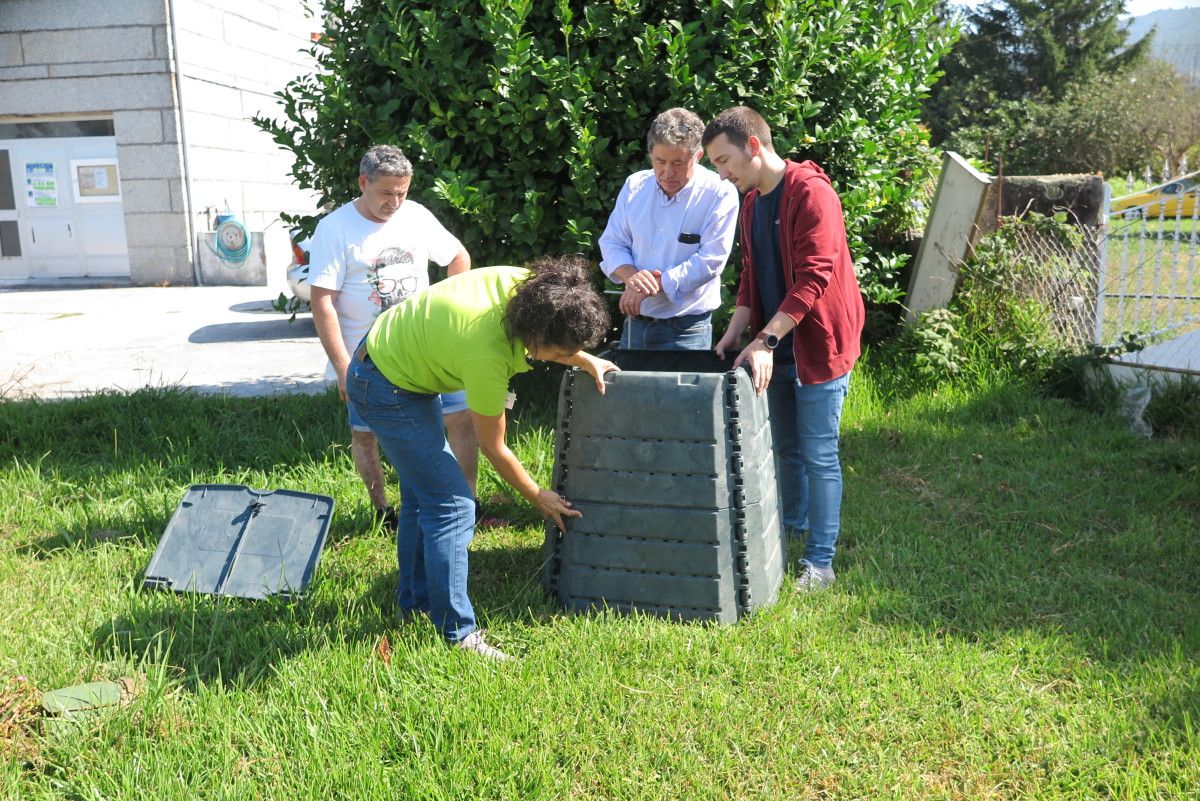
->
[1006,0,1151,96]
[945,59,1198,176]
[926,0,1153,144]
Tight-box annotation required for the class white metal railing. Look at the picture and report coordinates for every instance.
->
[1097,171,1200,355]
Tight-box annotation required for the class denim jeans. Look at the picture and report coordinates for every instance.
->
[620,311,713,350]
[766,366,851,569]
[347,352,477,643]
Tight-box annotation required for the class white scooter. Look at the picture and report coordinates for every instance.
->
[274,227,312,317]
[286,227,312,302]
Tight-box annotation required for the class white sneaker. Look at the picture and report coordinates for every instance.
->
[456,631,512,661]
[795,560,835,591]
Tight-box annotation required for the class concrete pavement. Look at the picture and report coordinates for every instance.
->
[0,285,329,399]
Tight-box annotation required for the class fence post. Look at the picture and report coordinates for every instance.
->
[905,152,993,322]
[1094,182,1112,346]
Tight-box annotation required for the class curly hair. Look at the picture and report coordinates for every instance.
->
[646,107,703,153]
[504,256,610,352]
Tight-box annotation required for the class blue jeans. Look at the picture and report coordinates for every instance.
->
[620,311,712,350]
[347,353,477,644]
[766,366,851,569]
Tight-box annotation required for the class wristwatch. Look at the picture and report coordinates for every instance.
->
[755,331,780,350]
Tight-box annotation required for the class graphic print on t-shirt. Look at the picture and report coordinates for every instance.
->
[368,246,422,310]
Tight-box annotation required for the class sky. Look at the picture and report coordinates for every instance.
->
[958,1,1200,15]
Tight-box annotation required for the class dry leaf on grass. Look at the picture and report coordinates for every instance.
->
[376,636,392,665]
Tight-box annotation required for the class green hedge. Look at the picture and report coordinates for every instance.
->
[255,0,951,311]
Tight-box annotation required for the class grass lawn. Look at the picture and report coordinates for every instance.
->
[2,363,1198,799]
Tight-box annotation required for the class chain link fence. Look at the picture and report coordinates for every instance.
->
[1003,221,1105,352]
[979,212,1199,375]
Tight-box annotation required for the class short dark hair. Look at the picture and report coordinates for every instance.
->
[504,256,610,352]
[701,106,773,152]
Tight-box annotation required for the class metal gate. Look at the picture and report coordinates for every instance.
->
[1098,172,1200,375]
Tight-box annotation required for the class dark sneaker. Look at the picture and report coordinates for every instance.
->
[456,631,512,661]
[795,560,835,592]
[374,506,399,534]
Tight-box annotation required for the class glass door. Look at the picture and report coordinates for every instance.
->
[0,148,25,280]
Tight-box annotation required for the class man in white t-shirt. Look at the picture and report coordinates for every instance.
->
[307,144,476,530]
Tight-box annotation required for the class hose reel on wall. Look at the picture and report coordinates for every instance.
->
[206,213,251,266]
[195,209,267,286]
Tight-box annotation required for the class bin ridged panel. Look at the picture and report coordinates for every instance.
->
[556,502,741,543]
[567,435,721,476]
[564,371,725,442]
[741,498,784,608]
[561,568,731,613]
[567,468,732,510]
[562,533,732,576]
[563,421,775,509]
[543,350,786,623]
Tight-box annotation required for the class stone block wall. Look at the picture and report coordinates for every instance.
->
[0,0,192,283]
[0,0,319,286]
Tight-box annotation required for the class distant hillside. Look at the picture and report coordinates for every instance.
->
[1127,7,1200,83]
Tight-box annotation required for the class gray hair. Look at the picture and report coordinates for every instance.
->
[359,144,413,181]
[646,107,703,153]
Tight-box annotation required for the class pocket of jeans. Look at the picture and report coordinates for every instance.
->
[372,378,408,408]
[349,373,370,403]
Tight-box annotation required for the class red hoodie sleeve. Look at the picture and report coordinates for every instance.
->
[734,193,756,311]
[777,178,846,323]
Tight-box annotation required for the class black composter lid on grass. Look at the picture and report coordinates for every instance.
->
[142,484,334,601]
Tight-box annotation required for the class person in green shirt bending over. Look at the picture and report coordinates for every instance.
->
[347,256,617,660]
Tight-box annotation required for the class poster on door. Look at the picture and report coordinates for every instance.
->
[25,162,58,208]
[71,159,121,203]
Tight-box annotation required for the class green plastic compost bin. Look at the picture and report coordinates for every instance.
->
[542,350,785,623]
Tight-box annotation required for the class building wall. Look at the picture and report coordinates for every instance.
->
[174,0,319,285]
[0,0,320,286]
[0,0,192,283]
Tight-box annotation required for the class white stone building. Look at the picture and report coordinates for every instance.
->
[0,0,320,286]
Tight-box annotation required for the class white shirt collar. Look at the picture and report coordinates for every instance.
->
[657,173,696,205]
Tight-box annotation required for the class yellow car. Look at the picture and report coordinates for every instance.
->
[1111,173,1199,219]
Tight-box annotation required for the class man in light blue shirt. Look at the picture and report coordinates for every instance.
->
[599,107,740,350]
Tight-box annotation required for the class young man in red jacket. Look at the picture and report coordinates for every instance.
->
[702,106,865,590]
